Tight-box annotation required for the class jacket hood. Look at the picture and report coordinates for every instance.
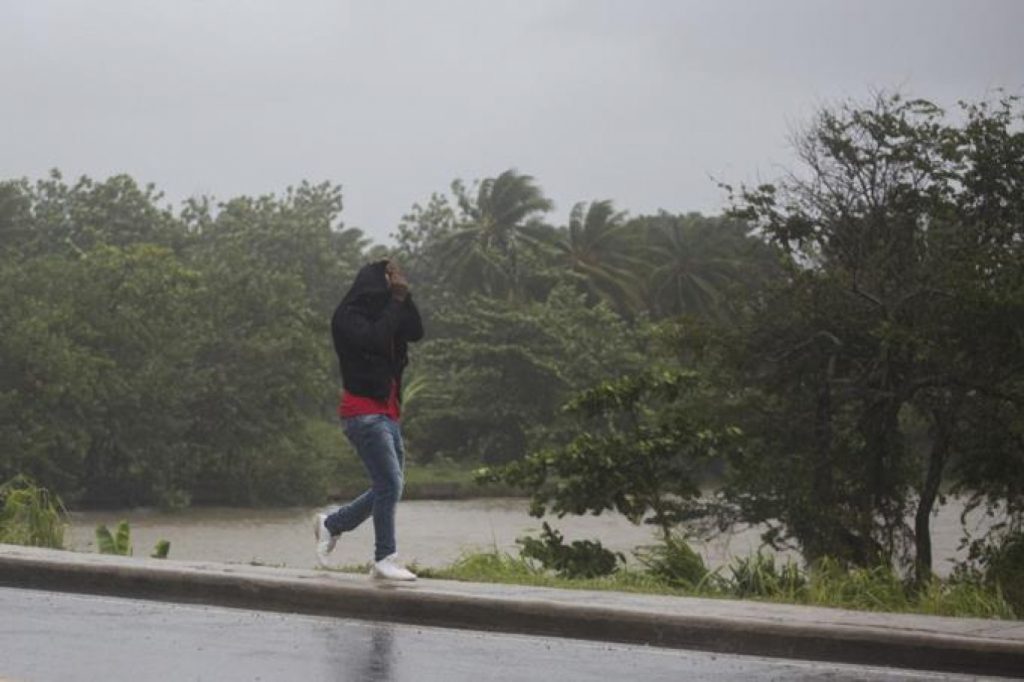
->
[341,260,390,311]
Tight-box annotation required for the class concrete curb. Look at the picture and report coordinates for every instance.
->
[2,544,1022,677]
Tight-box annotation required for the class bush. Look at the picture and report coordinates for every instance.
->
[516,522,624,579]
[0,475,66,549]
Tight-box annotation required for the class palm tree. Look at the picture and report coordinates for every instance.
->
[439,169,553,299]
[545,200,643,312]
[644,213,759,319]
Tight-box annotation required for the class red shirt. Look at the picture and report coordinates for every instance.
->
[339,380,400,421]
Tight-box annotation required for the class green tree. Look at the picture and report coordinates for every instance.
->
[183,221,335,503]
[389,191,460,322]
[18,171,183,257]
[182,181,365,318]
[539,200,643,312]
[0,173,364,506]
[405,285,646,464]
[722,93,1024,581]
[640,212,776,320]
[438,169,553,299]
[392,192,458,278]
[484,370,739,542]
[0,244,203,505]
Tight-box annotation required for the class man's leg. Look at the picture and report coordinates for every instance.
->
[323,418,379,535]
[379,417,407,554]
[342,414,403,561]
[389,418,406,474]
[324,488,374,536]
[368,418,415,580]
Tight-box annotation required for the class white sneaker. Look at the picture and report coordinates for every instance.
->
[370,554,417,581]
[314,513,338,567]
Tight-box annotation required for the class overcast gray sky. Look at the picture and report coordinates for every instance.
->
[2,0,1022,243]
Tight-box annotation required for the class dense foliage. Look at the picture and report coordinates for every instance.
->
[484,94,1024,592]
[717,94,1024,584]
[0,176,361,506]
[0,163,774,506]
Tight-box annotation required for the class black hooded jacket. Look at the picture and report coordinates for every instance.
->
[331,261,424,402]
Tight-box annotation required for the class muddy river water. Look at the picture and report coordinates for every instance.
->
[65,497,989,577]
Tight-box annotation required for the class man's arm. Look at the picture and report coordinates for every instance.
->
[387,265,424,342]
[333,299,405,355]
[398,296,424,342]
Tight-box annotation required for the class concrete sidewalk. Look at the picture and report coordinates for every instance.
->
[1,544,1021,678]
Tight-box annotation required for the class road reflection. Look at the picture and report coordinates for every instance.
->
[356,622,395,675]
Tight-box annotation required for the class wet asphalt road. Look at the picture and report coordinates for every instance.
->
[0,587,1005,681]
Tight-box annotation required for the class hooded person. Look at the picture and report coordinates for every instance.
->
[314,259,424,580]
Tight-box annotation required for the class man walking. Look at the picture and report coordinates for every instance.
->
[314,259,423,580]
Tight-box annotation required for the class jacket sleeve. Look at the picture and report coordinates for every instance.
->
[398,296,425,342]
[334,299,405,355]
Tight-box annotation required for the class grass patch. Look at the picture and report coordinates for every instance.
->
[343,548,1019,620]
[414,550,690,595]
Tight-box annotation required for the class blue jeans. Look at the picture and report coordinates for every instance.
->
[324,414,405,562]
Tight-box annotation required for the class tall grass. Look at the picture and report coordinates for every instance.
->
[0,475,67,549]
[913,578,1015,619]
[726,551,806,600]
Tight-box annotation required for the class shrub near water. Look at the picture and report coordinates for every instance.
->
[953,530,1024,617]
[517,522,624,579]
[986,533,1024,615]
[0,475,66,549]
